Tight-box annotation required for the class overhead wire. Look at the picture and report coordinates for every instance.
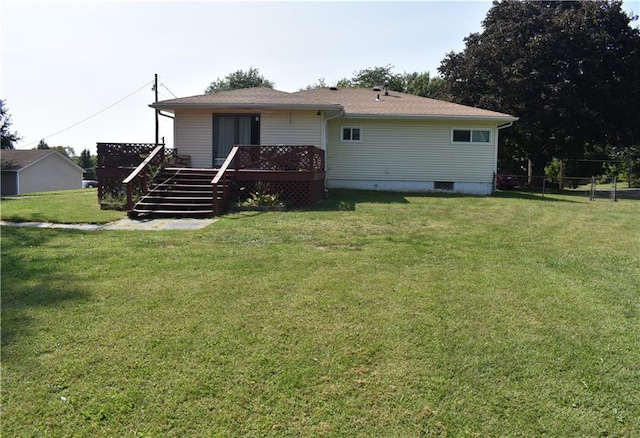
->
[19,79,155,148]
[160,82,178,99]
[157,91,173,100]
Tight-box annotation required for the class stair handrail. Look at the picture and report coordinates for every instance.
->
[123,144,165,212]
[212,146,239,215]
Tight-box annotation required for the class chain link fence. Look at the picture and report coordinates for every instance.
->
[496,158,640,200]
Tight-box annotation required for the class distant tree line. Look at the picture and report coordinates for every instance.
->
[307,65,446,99]
[204,65,446,99]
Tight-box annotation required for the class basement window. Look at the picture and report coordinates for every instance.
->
[452,129,491,144]
[434,181,454,190]
[341,126,362,142]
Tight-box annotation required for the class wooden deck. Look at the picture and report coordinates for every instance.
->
[96,143,326,218]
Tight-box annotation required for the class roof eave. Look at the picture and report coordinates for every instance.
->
[149,103,342,111]
[343,113,519,122]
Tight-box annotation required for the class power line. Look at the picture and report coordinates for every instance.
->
[157,90,173,100]
[160,82,178,99]
[19,79,155,148]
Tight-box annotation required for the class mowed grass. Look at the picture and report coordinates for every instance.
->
[1,189,125,224]
[1,190,639,436]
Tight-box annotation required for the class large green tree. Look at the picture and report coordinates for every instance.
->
[205,67,274,93]
[439,0,640,178]
[1,99,21,149]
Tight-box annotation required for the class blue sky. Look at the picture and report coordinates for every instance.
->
[2,0,639,155]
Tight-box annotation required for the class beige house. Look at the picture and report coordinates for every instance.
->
[1,149,84,196]
[152,87,517,195]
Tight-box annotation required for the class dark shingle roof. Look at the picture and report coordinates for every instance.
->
[294,88,516,120]
[151,87,341,111]
[150,86,517,121]
[1,149,56,171]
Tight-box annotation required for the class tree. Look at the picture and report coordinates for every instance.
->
[402,71,446,99]
[302,78,328,90]
[335,77,353,88]
[349,65,405,91]
[304,66,446,98]
[36,139,50,149]
[438,0,640,179]
[50,146,76,159]
[77,149,93,168]
[77,148,97,179]
[1,99,21,149]
[205,67,274,93]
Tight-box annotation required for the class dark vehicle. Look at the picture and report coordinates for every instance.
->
[82,180,98,188]
[496,174,518,189]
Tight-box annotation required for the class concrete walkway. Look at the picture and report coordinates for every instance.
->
[0,218,216,231]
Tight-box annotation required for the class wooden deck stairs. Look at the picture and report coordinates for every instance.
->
[131,168,224,218]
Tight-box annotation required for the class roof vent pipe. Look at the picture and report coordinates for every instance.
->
[383,81,389,96]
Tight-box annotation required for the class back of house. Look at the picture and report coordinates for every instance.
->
[151,87,517,196]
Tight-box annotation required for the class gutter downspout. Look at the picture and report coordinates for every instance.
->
[321,108,345,194]
[497,121,514,130]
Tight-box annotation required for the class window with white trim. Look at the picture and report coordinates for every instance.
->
[452,129,491,144]
[341,126,362,142]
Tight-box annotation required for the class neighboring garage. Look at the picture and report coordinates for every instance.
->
[1,149,83,196]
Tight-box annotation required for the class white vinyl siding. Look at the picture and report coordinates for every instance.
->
[173,109,323,168]
[19,154,83,194]
[326,119,497,184]
[261,110,322,147]
[174,110,213,168]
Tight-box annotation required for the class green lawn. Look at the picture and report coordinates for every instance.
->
[2,190,639,436]
[1,189,125,224]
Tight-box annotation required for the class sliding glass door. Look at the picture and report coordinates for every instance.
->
[212,114,260,167]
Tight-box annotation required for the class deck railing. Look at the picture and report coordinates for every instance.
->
[122,144,166,212]
[231,145,326,208]
[96,142,172,204]
[211,146,239,215]
[235,144,324,172]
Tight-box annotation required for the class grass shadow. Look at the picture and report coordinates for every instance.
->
[493,189,584,203]
[2,212,49,223]
[312,189,411,211]
[1,227,90,350]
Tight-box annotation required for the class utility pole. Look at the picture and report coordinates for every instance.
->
[154,73,159,144]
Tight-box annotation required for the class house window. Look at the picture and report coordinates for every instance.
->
[452,129,491,144]
[341,127,362,142]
